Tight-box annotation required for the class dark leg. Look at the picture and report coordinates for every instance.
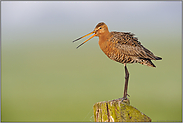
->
[122,64,129,101]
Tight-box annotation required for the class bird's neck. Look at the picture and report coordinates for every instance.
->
[98,31,110,55]
[98,31,110,45]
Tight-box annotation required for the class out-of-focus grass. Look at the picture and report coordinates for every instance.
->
[1,37,181,122]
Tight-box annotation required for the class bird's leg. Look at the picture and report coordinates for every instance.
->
[122,63,129,102]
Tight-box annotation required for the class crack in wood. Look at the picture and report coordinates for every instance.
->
[106,103,110,122]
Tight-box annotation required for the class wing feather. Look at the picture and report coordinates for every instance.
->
[110,32,157,60]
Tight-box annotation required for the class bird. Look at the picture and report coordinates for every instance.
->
[73,22,162,102]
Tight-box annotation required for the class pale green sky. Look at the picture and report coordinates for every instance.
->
[2,1,182,47]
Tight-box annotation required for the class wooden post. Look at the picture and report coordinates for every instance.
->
[93,98,151,122]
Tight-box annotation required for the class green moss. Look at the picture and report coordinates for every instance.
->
[93,98,151,122]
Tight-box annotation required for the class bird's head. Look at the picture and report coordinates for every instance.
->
[73,22,109,48]
[94,22,109,37]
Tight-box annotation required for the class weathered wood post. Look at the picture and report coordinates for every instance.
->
[93,98,151,122]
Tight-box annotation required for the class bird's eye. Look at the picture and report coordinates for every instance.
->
[99,27,102,29]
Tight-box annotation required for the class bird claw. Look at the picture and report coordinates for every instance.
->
[121,97,127,102]
[121,98,130,104]
[121,94,130,104]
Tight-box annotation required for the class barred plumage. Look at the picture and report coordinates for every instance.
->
[100,31,162,67]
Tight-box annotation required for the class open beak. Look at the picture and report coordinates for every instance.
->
[73,31,97,49]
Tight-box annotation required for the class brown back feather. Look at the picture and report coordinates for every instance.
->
[110,32,158,60]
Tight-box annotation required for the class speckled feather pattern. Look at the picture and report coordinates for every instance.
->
[100,31,161,67]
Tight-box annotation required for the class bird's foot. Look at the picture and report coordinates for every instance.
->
[121,94,130,104]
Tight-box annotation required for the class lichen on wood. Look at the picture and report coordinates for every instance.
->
[93,98,151,122]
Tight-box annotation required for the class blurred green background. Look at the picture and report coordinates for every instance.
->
[1,1,182,122]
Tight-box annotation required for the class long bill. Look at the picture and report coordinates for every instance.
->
[72,31,96,49]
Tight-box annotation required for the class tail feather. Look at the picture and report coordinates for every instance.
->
[155,56,162,60]
[138,56,162,67]
[138,59,156,67]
